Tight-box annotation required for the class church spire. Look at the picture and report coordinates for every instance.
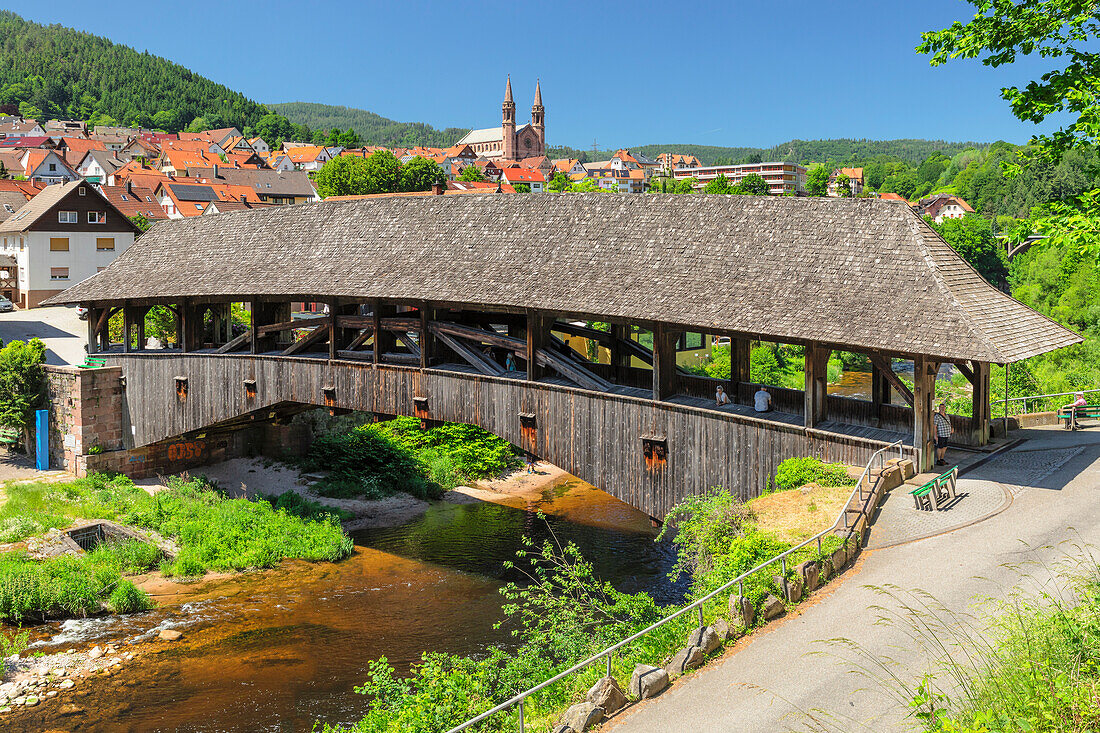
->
[533,78,542,107]
[505,75,513,104]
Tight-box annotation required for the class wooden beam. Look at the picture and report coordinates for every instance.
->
[282,324,331,356]
[527,312,550,381]
[255,316,327,335]
[867,353,914,406]
[536,348,614,392]
[651,323,679,401]
[804,342,830,428]
[345,330,371,351]
[420,304,434,369]
[956,361,975,384]
[216,329,253,354]
[913,356,937,472]
[435,331,506,376]
[969,360,991,446]
[730,337,751,385]
[610,323,630,383]
[396,333,421,357]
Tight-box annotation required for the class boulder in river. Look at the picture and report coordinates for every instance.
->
[158,629,183,642]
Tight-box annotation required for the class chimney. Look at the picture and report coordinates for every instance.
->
[431,183,444,195]
[126,180,133,196]
[240,195,246,202]
[213,163,219,178]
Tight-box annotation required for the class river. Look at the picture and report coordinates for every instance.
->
[17,476,686,732]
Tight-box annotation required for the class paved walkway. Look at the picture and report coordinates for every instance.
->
[610,426,1100,733]
[0,305,86,365]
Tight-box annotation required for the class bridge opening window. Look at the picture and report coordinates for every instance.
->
[243,379,257,400]
[175,376,188,401]
[642,435,667,470]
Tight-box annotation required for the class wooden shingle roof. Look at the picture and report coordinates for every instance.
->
[44,193,1080,363]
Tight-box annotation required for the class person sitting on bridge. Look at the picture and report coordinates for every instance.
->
[1063,391,1087,429]
[933,402,953,466]
[715,385,731,406]
[754,386,772,413]
[505,352,517,371]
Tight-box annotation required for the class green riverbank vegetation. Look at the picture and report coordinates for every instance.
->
[0,473,353,623]
[301,417,522,500]
[322,459,853,733]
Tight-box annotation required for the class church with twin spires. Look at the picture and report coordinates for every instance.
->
[455,77,545,160]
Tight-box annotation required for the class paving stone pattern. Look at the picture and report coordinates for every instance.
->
[868,479,1008,549]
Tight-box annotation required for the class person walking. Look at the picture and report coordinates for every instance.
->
[933,403,953,466]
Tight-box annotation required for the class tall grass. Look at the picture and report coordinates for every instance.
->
[799,549,1100,733]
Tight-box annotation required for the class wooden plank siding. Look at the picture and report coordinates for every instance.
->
[104,353,913,517]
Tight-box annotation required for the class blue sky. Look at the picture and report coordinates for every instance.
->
[6,0,1069,148]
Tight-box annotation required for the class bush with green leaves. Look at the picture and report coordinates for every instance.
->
[773,457,855,492]
[0,337,46,431]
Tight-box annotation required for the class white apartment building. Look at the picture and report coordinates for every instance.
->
[671,161,807,195]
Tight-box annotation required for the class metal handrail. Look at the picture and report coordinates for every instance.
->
[444,439,906,733]
[999,388,1100,416]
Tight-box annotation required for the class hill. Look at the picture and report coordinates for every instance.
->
[270,102,469,149]
[0,10,270,132]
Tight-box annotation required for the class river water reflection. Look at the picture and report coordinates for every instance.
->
[20,475,685,732]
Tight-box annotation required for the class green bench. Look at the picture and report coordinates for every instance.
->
[77,356,107,369]
[0,427,19,448]
[1056,404,1100,430]
[910,465,959,511]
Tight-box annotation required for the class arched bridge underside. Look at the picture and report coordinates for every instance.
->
[106,352,909,518]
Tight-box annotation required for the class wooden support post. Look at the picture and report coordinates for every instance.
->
[610,324,631,384]
[730,336,751,400]
[135,306,147,350]
[420,304,435,369]
[122,304,134,353]
[651,323,679,401]
[372,299,382,364]
[913,356,937,471]
[871,360,890,424]
[328,301,338,361]
[180,301,202,352]
[968,360,991,446]
[251,301,291,353]
[804,343,830,428]
[86,307,99,354]
[526,312,549,381]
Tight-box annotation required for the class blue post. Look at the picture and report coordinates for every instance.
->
[35,409,48,471]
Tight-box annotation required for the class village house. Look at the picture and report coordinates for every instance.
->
[283,145,334,171]
[0,179,141,308]
[20,149,82,184]
[247,137,270,155]
[76,150,125,184]
[499,166,545,192]
[553,158,586,177]
[0,179,43,223]
[155,180,263,219]
[117,137,161,163]
[185,166,319,205]
[0,119,46,139]
[827,167,864,196]
[98,182,169,222]
[917,193,975,223]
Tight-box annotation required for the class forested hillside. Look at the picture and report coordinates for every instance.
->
[270,102,468,148]
[0,11,270,132]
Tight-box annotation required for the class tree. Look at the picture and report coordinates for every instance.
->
[313,155,372,198]
[459,166,486,183]
[128,214,151,233]
[834,172,851,198]
[749,346,782,385]
[918,1,1100,165]
[671,177,697,194]
[703,174,734,194]
[547,172,570,192]
[513,183,531,193]
[739,173,770,196]
[362,150,402,194]
[807,165,829,196]
[254,113,292,149]
[399,156,446,192]
[0,338,46,431]
[928,214,1009,286]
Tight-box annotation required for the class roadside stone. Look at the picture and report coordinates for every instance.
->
[551,726,575,733]
[729,594,755,630]
[761,594,785,620]
[711,617,732,640]
[686,625,721,654]
[559,701,603,732]
[586,676,627,715]
[830,545,848,575]
[88,646,104,660]
[664,645,705,677]
[797,560,821,592]
[629,664,668,699]
[158,629,183,642]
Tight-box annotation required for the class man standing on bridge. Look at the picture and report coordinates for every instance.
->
[933,403,953,466]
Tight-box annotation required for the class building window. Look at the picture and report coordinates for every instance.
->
[50,267,69,280]
[78,186,86,196]
[49,163,57,172]
[49,237,69,251]
[96,237,115,251]
[58,211,77,224]
[120,194,128,201]
[88,211,106,224]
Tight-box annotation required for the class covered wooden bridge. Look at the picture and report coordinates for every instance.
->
[46,193,1079,516]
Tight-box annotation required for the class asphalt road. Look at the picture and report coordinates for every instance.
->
[609,426,1100,733]
[0,304,86,365]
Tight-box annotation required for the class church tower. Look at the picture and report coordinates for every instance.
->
[531,79,545,155]
[502,75,516,161]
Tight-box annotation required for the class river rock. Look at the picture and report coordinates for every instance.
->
[686,625,721,655]
[58,703,84,716]
[158,629,183,642]
[711,617,732,640]
[24,696,38,707]
[59,680,75,690]
[797,560,821,592]
[761,594,785,620]
[664,645,705,677]
[559,701,603,732]
[729,594,755,630]
[45,690,58,698]
[88,646,104,660]
[629,664,668,699]
[586,676,627,715]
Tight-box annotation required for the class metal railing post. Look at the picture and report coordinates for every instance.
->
[606,653,612,678]
[697,604,704,627]
[518,700,524,732]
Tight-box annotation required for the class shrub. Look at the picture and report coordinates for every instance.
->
[88,539,162,574]
[267,491,354,522]
[0,628,28,676]
[303,424,437,500]
[773,457,854,492]
[749,345,782,385]
[107,580,153,613]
